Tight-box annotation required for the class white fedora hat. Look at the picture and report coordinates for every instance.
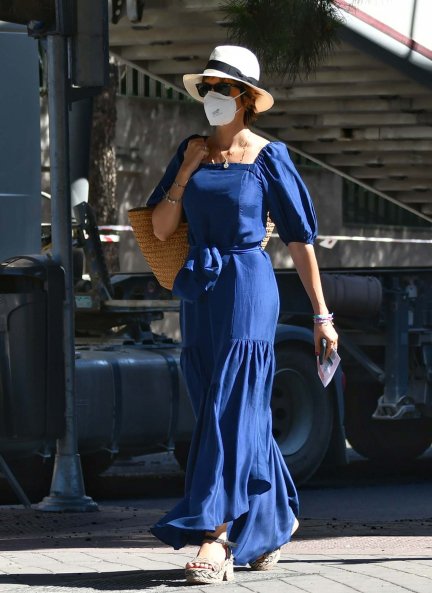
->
[183,45,274,113]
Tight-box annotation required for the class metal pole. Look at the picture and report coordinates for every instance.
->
[37,33,97,512]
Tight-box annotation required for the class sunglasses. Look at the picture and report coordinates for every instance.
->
[196,82,244,98]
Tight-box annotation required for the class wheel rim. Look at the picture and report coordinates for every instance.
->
[271,366,314,456]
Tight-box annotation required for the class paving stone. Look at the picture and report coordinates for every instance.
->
[337,560,432,591]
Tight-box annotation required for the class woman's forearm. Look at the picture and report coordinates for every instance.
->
[152,196,183,241]
[151,166,191,241]
[288,242,328,315]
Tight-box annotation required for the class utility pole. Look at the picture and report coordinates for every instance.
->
[38,31,97,512]
[0,0,108,511]
[39,0,108,512]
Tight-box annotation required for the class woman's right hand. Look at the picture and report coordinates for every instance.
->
[180,136,209,176]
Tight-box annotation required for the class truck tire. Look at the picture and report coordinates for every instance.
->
[272,344,334,484]
[345,385,432,462]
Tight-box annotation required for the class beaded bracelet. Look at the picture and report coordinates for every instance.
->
[173,179,188,189]
[163,191,182,205]
[313,313,334,325]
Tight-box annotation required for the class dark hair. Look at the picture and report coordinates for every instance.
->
[242,88,258,126]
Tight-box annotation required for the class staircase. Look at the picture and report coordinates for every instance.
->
[108,0,432,223]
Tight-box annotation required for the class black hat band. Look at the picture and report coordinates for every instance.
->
[205,60,259,87]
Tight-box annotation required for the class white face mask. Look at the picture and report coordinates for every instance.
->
[203,90,246,126]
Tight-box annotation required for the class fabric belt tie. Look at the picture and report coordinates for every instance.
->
[173,242,262,302]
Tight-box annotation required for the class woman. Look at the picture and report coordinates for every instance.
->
[147,45,338,585]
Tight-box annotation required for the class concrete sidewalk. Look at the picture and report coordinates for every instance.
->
[0,498,431,593]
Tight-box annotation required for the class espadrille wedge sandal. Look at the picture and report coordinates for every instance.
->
[249,547,281,571]
[185,535,237,585]
[249,517,299,571]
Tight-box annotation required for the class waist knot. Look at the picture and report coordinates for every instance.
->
[172,242,261,302]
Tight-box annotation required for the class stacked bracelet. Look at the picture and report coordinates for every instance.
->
[173,179,188,189]
[313,313,334,325]
[163,191,182,205]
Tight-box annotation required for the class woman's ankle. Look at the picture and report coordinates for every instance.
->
[204,523,228,541]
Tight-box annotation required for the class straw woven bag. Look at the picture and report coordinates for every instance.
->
[129,207,275,290]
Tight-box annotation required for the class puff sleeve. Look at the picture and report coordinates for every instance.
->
[258,142,317,245]
[146,136,195,206]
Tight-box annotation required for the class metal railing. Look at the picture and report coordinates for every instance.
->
[342,180,430,229]
[116,62,189,101]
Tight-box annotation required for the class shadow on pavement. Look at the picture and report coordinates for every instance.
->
[0,506,431,552]
[0,569,187,590]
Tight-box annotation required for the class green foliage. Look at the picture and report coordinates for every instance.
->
[221,0,343,80]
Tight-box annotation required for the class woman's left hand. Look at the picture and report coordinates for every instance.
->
[314,322,338,361]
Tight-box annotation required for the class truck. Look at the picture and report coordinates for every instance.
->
[4,206,432,500]
[74,226,432,482]
[1,8,431,505]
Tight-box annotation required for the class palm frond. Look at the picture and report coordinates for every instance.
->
[221,0,344,81]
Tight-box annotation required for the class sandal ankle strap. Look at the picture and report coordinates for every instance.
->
[203,534,238,548]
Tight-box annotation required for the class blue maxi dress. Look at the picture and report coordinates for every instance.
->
[147,137,317,566]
